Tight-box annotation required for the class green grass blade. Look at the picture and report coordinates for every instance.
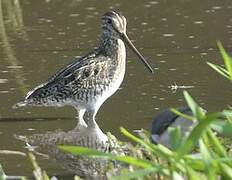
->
[199,139,212,162]
[217,41,232,78]
[199,139,216,180]
[120,127,153,152]
[111,167,167,180]
[207,62,230,79]
[168,127,182,151]
[120,127,174,159]
[178,113,218,157]
[0,164,6,180]
[210,120,232,138]
[220,163,232,179]
[28,153,50,180]
[183,91,204,120]
[171,108,194,121]
[184,156,206,171]
[206,129,227,157]
[219,158,232,167]
[172,171,184,180]
[186,166,201,180]
[59,145,154,168]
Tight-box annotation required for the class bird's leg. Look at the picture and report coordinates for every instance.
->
[83,109,108,143]
[83,109,98,128]
[74,108,88,130]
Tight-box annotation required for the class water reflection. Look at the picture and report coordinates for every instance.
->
[17,126,122,179]
[0,0,231,177]
[0,0,28,94]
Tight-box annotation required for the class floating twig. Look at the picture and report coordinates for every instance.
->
[168,82,194,93]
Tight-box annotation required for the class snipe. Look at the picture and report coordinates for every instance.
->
[14,11,153,130]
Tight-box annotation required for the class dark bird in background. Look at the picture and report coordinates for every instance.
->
[151,106,195,147]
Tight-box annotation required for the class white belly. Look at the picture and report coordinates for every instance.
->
[91,39,126,110]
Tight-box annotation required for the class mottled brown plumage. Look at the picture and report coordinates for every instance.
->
[14,11,153,131]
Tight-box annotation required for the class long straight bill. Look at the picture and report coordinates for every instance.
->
[121,33,154,73]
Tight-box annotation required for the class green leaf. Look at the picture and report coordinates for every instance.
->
[210,120,232,138]
[186,166,201,180]
[171,108,194,122]
[183,91,204,120]
[217,41,232,78]
[168,127,182,151]
[206,129,227,157]
[208,42,232,81]
[223,109,232,123]
[28,153,50,180]
[120,127,174,159]
[74,175,82,180]
[220,163,232,179]
[0,164,6,180]
[59,145,154,168]
[199,139,217,180]
[184,156,206,171]
[207,62,230,79]
[199,139,212,162]
[172,171,184,180]
[178,113,219,157]
[219,157,232,165]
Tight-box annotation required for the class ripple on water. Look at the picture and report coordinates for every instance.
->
[38,18,53,23]
[161,18,167,21]
[144,4,151,8]
[169,68,177,71]
[69,13,80,17]
[188,35,195,39]
[194,21,204,25]
[0,79,8,83]
[200,52,208,56]
[162,34,175,37]
[0,91,8,94]
[156,54,164,57]
[141,22,148,26]
[149,1,159,5]
[86,7,96,11]
[193,46,199,49]
[77,22,86,26]
[27,128,35,131]
[212,6,222,10]
[46,37,53,40]
[6,65,23,69]
[141,92,147,96]
[57,31,66,35]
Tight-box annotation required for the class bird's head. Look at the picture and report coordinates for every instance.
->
[101,11,126,36]
[101,11,153,73]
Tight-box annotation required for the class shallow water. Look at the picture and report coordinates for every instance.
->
[0,0,232,177]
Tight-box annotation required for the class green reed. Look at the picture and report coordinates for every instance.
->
[60,43,232,179]
[1,43,232,179]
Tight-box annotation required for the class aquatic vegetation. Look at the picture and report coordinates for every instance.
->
[60,91,232,179]
[0,153,83,180]
[207,41,232,81]
[1,42,232,179]
[60,43,232,179]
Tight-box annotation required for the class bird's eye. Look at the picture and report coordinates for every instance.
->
[106,19,112,24]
